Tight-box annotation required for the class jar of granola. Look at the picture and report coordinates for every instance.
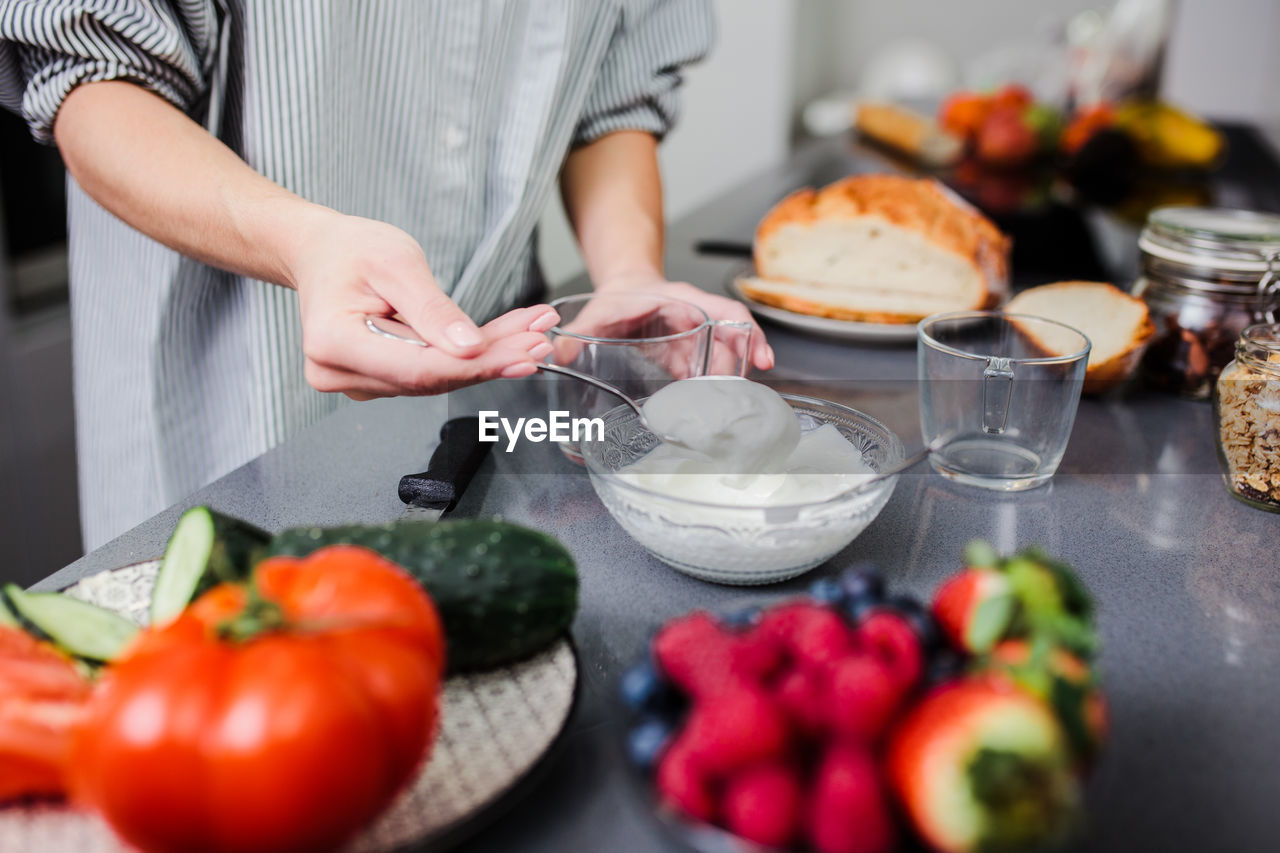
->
[1214,323,1280,512]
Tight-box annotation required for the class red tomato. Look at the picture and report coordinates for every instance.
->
[0,625,91,801]
[70,546,445,853]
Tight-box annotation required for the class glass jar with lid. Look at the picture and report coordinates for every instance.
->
[1133,206,1280,399]
[1213,323,1280,513]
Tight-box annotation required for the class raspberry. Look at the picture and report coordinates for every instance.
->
[857,610,924,691]
[726,626,787,684]
[681,684,790,775]
[760,602,854,671]
[722,762,803,848]
[774,666,828,737]
[653,611,735,698]
[807,743,895,853]
[656,735,716,822]
[826,653,905,744]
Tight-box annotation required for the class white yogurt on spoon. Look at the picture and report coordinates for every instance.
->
[618,377,874,506]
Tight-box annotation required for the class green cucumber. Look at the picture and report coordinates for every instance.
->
[4,584,139,661]
[151,506,271,626]
[264,519,578,672]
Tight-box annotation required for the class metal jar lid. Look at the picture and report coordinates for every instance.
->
[1139,207,1280,314]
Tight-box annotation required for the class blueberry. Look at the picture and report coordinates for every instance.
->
[808,576,846,606]
[924,649,966,686]
[620,660,665,711]
[843,597,880,624]
[626,717,675,769]
[840,563,885,603]
[883,594,940,649]
[720,605,762,629]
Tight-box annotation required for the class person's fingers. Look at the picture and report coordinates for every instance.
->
[481,305,560,339]
[305,315,552,395]
[662,282,774,371]
[366,249,487,358]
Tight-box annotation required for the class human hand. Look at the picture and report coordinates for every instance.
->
[592,273,775,374]
[284,212,558,399]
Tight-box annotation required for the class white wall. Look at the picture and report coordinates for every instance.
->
[794,0,1280,124]
[1161,0,1280,124]
[538,0,797,287]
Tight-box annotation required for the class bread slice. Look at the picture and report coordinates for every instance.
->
[1006,281,1156,394]
[748,175,1009,325]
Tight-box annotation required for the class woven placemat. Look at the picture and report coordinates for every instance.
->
[1,561,578,852]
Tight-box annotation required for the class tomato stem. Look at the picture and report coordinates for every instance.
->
[216,586,287,643]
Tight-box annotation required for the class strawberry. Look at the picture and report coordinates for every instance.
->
[653,611,736,697]
[932,567,1014,654]
[681,684,790,775]
[807,743,895,853]
[857,610,924,691]
[775,665,828,736]
[887,679,1080,853]
[826,653,904,744]
[987,638,1108,764]
[656,734,716,822]
[760,602,854,671]
[722,762,803,848]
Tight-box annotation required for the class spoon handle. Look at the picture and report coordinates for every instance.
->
[839,431,956,496]
[534,362,647,421]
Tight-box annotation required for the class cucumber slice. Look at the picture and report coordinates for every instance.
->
[4,584,139,661]
[151,506,271,626]
[0,595,17,628]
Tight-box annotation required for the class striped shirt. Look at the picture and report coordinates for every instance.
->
[0,0,714,549]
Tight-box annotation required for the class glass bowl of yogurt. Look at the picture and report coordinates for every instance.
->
[582,385,903,585]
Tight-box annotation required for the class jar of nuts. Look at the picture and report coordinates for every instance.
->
[1214,323,1280,512]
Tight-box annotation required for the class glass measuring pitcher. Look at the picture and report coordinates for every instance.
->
[546,291,754,462]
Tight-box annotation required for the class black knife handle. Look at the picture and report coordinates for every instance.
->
[398,416,491,508]
[693,239,753,258]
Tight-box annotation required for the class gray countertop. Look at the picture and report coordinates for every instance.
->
[39,139,1280,852]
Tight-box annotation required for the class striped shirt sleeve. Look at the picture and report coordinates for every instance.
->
[572,0,714,146]
[0,0,216,143]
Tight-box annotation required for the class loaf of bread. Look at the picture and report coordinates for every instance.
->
[746,175,1009,324]
[855,102,963,167]
[1006,281,1156,394]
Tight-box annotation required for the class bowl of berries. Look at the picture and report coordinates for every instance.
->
[619,544,1105,853]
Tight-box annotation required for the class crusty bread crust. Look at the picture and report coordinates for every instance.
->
[1007,281,1156,395]
[737,279,927,325]
[754,174,1011,296]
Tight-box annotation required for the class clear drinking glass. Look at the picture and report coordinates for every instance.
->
[546,292,754,463]
[918,311,1090,491]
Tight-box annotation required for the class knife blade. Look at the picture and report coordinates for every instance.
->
[398,416,492,521]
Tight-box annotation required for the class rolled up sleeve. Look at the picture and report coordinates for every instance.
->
[572,0,714,147]
[0,0,215,143]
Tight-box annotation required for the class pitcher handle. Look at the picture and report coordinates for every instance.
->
[708,319,755,378]
[982,356,1015,434]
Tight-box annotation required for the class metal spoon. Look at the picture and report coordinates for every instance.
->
[365,315,949,484]
[364,315,692,447]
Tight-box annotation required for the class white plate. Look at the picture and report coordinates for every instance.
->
[727,275,920,344]
[1,560,578,853]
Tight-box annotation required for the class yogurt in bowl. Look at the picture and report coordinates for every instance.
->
[583,380,903,585]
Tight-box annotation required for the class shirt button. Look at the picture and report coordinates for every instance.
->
[444,124,467,150]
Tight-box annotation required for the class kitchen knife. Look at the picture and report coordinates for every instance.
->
[398,416,492,521]
[693,238,753,258]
